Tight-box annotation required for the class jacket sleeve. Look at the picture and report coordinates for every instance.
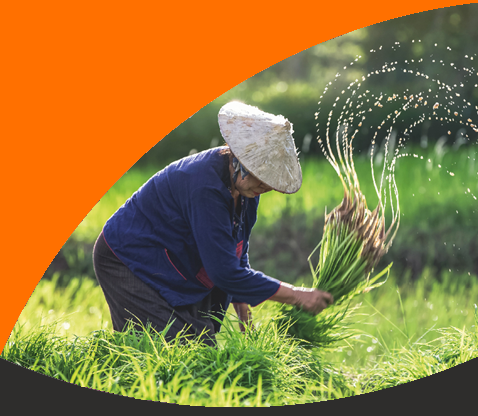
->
[187,186,281,306]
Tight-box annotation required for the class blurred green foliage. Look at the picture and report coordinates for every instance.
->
[136,5,478,167]
[44,145,477,286]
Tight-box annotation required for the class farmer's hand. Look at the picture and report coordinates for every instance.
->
[269,283,334,316]
[291,287,334,315]
[233,302,254,332]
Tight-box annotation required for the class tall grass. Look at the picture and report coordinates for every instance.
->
[359,304,478,392]
[3,314,361,405]
[322,269,478,368]
[4,268,477,405]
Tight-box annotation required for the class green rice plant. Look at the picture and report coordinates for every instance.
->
[426,304,478,367]
[320,272,478,369]
[360,305,478,392]
[7,274,475,405]
[2,312,361,405]
[274,119,400,348]
[273,302,365,351]
[312,123,400,303]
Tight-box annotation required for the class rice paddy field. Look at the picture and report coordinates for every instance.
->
[2,145,478,406]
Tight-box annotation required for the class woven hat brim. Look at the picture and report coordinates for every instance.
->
[218,102,302,194]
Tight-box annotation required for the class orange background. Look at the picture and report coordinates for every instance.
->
[0,1,469,353]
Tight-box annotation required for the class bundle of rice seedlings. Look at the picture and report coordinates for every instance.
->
[275,122,400,349]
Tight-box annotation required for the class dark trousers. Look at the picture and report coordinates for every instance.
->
[92,231,220,346]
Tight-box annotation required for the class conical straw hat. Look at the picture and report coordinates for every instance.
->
[218,101,302,194]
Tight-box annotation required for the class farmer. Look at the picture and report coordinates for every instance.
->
[93,101,333,346]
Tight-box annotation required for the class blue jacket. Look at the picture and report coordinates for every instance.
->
[102,146,281,309]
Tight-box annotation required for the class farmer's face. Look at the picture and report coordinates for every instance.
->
[235,172,273,198]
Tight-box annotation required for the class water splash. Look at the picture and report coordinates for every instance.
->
[314,40,478,276]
